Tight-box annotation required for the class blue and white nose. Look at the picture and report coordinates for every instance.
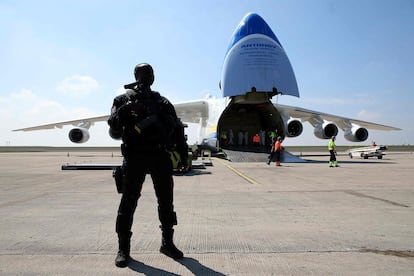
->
[220,12,299,98]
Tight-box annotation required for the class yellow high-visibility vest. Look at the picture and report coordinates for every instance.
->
[328,140,335,151]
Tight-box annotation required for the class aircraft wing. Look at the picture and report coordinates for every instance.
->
[13,115,110,131]
[276,104,401,131]
[173,100,209,124]
[13,100,209,132]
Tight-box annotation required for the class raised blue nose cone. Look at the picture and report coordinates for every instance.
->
[226,12,282,54]
[221,12,299,98]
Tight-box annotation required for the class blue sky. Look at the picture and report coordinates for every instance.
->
[1,0,413,146]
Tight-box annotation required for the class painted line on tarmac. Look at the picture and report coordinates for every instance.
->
[216,159,258,185]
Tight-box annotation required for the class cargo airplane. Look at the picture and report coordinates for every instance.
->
[14,13,400,154]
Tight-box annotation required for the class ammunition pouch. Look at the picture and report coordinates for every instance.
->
[134,115,159,134]
[168,150,181,170]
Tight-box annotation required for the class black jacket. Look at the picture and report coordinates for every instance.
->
[108,85,188,159]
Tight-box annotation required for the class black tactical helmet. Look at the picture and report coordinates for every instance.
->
[134,63,154,86]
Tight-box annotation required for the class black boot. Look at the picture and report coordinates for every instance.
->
[159,228,184,259]
[115,232,132,268]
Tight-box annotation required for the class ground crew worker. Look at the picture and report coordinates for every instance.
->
[253,133,261,146]
[244,130,249,146]
[268,130,276,146]
[238,129,244,146]
[267,137,276,165]
[108,63,188,267]
[228,129,234,145]
[267,137,283,166]
[328,136,339,167]
[274,136,283,166]
[259,130,266,146]
[220,130,227,146]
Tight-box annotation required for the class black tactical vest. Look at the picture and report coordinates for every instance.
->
[122,88,177,150]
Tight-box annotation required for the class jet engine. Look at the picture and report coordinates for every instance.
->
[313,122,338,139]
[68,127,90,143]
[286,119,303,137]
[344,126,369,142]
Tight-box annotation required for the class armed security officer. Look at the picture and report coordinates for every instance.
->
[108,63,188,267]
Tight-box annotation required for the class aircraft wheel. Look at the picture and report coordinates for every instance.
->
[349,153,353,158]
[378,156,383,159]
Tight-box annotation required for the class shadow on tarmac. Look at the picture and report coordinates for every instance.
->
[128,258,180,275]
[177,257,226,276]
[127,257,225,275]
[304,159,397,165]
[174,170,212,177]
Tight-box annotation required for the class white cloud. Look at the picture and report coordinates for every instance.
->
[56,74,99,97]
[0,88,112,146]
[10,88,36,101]
[357,109,380,121]
[1,89,65,125]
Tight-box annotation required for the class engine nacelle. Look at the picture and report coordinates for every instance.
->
[68,127,90,143]
[314,122,338,139]
[344,126,369,142]
[286,119,303,137]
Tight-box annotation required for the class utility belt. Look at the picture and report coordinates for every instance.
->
[113,144,182,194]
[121,143,181,167]
[121,143,166,155]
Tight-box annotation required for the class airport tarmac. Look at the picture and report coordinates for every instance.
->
[0,150,413,275]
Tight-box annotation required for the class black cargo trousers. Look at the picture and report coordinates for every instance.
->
[116,145,177,235]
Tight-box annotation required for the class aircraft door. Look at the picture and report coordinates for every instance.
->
[217,98,284,151]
